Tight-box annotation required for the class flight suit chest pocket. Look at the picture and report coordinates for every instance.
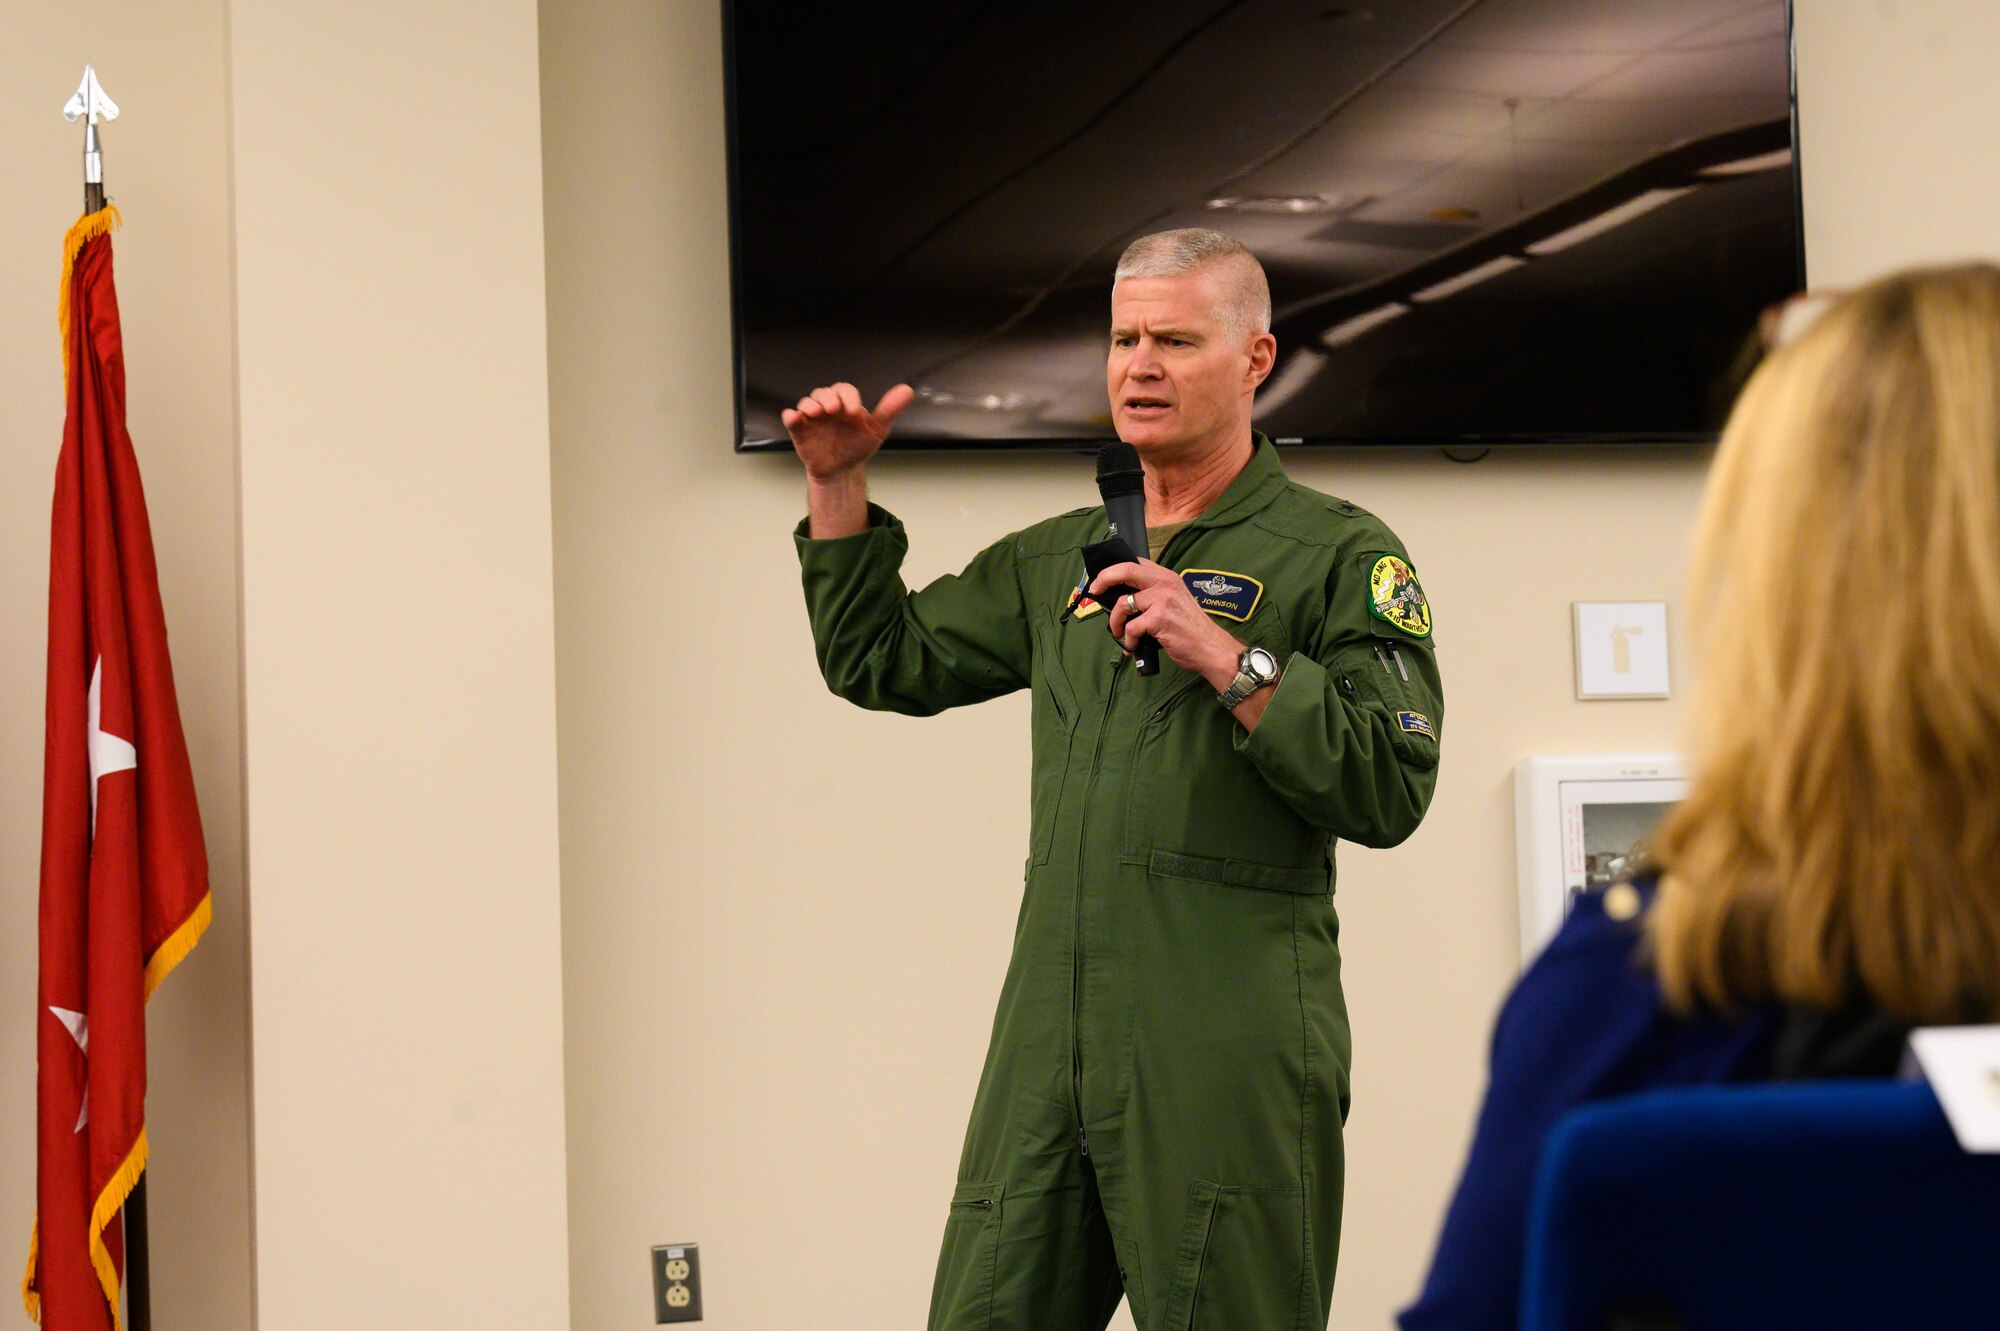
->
[1121,599,1318,877]
[1333,636,1439,772]
[1029,611,1080,866]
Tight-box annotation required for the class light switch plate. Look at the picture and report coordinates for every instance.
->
[1573,601,1670,700]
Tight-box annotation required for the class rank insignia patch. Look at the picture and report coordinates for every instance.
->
[1182,569,1264,622]
[1368,554,1432,638]
[1398,710,1436,739]
[1063,577,1105,621]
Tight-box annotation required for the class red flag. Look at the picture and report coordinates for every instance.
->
[22,208,211,1331]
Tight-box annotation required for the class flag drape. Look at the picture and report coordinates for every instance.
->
[23,207,211,1331]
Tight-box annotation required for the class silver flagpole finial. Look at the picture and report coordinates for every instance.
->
[63,64,120,210]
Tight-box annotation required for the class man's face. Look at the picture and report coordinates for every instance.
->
[1107,270,1269,458]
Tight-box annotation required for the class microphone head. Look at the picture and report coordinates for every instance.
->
[1096,441,1144,498]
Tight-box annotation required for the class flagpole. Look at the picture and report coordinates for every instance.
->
[126,1175,150,1331]
[63,60,149,1331]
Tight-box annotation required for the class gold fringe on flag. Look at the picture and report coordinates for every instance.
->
[58,205,122,392]
[145,893,213,1000]
[87,1131,149,1331]
[20,1223,37,1323]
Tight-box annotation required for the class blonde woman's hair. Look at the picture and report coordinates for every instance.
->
[1651,263,2000,1025]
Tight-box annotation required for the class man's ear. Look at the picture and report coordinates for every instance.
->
[1245,331,1278,391]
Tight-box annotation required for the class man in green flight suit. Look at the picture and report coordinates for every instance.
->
[789,229,1442,1331]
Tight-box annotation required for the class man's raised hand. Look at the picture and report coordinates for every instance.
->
[783,382,914,479]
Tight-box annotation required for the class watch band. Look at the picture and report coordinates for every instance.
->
[1216,673,1258,709]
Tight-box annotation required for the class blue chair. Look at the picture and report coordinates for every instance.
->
[1519,1082,2000,1330]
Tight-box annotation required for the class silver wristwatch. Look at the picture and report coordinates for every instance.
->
[1217,645,1280,708]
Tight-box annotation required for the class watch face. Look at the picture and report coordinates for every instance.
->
[1247,647,1278,678]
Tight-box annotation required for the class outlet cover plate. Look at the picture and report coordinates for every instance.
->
[652,1243,703,1323]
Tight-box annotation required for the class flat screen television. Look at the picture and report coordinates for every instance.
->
[725,0,1804,450]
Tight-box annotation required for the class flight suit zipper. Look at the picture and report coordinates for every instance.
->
[1072,511,1192,1159]
[1072,523,1192,1159]
[1071,651,1126,1159]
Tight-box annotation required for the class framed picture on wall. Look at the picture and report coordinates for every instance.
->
[1514,754,1687,964]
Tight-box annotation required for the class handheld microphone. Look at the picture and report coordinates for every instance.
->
[1094,442,1159,676]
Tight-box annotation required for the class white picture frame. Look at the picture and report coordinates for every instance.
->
[1513,754,1687,964]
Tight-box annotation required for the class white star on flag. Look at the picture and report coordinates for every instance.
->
[49,1006,89,1132]
[88,655,136,837]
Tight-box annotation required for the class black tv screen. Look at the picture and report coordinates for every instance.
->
[725,0,1803,449]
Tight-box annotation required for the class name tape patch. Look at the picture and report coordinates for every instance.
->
[1397,710,1436,739]
[1182,569,1263,622]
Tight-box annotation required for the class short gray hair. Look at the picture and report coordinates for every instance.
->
[1113,228,1272,336]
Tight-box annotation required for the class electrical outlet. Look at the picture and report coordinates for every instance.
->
[652,1243,703,1323]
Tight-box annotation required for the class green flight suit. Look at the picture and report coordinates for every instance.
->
[794,436,1443,1331]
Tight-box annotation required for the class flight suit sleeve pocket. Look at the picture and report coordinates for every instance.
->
[931,1181,1004,1327]
[1331,643,1439,773]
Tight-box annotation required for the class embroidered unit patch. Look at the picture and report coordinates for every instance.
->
[1397,710,1436,739]
[1368,554,1432,638]
[1181,569,1263,622]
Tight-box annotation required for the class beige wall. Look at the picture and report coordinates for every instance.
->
[229,0,573,1327]
[544,2,2000,1330]
[1794,0,2000,285]
[0,7,253,1329]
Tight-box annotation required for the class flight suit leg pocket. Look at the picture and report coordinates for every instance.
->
[928,1181,1004,1330]
[1161,1180,1305,1331]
